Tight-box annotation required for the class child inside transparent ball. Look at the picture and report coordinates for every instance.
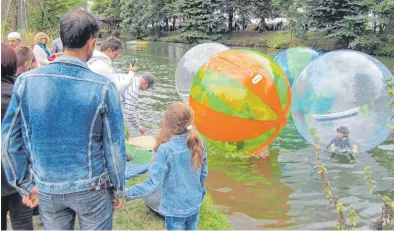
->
[327,126,356,163]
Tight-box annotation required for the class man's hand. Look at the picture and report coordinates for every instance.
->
[128,66,137,73]
[113,198,125,210]
[139,126,147,135]
[22,187,39,208]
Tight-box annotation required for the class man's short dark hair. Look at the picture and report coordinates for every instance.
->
[60,9,100,49]
[100,36,123,52]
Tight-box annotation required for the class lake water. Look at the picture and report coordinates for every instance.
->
[114,42,394,230]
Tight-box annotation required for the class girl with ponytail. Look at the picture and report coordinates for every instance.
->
[125,102,208,230]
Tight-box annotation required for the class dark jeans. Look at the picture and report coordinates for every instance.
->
[38,188,113,230]
[165,212,200,230]
[1,193,34,230]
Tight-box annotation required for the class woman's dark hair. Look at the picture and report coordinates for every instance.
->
[1,42,17,77]
[60,9,100,49]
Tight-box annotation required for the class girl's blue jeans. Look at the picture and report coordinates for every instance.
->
[165,212,200,230]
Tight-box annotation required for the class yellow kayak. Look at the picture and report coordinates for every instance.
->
[126,40,148,45]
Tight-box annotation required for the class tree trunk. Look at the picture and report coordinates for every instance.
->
[228,7,233,31]
[14,0,19,30]
[258,17,265,33]
[373,21,376,34]
[41,7,44,28]
[172,18,176,31]
[165,18,169,31]
[379,23,383,34]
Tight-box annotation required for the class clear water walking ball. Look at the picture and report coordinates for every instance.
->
[291,50,393,153]
[273,47,322,86]
[175,43,229,103]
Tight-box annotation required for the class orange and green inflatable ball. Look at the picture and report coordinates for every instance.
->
[189,49,292,155]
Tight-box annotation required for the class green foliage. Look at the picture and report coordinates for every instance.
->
[31,0,86,31]
[177,0,218,43]
[364,166,377,195]
[296,0,394,55]
[92,0,111,16]
[364,163,394,230]
[310,126,359,230]
[347,205,358,230]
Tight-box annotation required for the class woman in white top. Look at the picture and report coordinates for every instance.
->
[33,32,51,67]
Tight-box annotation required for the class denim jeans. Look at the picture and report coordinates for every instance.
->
[38,188,113,230]
[165,212,200,230]
[1,193,34,230]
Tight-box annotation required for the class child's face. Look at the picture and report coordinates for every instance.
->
[337,132,344,139]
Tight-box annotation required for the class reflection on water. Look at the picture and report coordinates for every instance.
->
[280,145,393,230]
[207,148,295,229]
[113,42,394,230]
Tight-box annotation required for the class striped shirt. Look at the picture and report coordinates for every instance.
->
[121,77,141,131]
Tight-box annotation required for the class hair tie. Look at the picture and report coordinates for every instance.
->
[186,125,193,131]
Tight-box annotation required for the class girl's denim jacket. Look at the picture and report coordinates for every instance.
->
[1,56,126,198]
[126,133,208,217]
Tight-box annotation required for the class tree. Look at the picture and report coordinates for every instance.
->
[252,0,275,32]
[26,0,86,31]
[234,1,254,31]
[177,0,215,43]
[92,0,111,17]
[304,0,364,32]
[120,0,149,39]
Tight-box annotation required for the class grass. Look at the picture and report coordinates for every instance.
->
[18,174,230,230]
[122,174,231,230]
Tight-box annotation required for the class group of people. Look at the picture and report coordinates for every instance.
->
[7,31,63,69]
[1,8,207,231]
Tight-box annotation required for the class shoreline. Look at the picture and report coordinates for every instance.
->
[122,31,393,57]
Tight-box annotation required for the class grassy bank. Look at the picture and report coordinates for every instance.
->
[141,30,393,56]
[118,174,231,230]
[143,31,302,49]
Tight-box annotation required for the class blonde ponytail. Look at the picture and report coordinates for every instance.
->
[186,127,204,171]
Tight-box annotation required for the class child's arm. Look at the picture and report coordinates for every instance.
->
[125,145,169,200]
[326,138,335,149]
[200,148,208,189]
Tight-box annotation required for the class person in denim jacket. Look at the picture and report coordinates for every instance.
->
[1,9,126,230]
[126,102,208,230]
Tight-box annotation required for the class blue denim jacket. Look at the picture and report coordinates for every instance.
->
[126,133,208,217]
[1,56,126,198]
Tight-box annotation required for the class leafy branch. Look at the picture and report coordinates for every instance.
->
[310,127,357,230]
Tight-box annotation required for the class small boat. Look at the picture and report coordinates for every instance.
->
[126,40,148,46]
